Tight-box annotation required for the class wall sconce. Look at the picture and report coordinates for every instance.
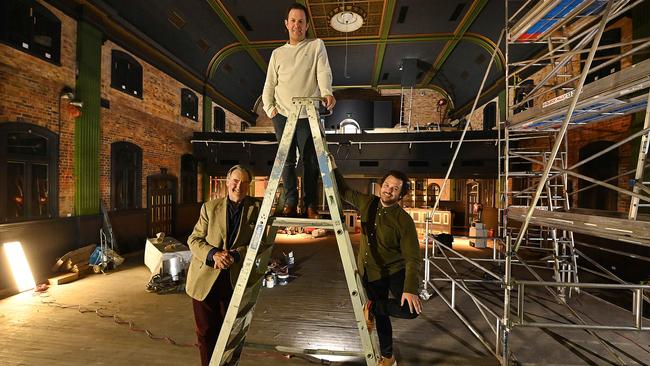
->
[60,88,83,118]
[3,241,36,293]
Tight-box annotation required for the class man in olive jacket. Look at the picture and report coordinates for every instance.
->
[335,167,422,366]
[186,165,261,366]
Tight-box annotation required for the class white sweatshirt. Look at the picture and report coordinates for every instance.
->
[262,38,333,118]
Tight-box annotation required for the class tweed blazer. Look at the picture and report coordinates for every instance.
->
[185,196,261,301]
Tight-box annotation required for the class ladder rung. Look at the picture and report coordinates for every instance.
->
[270,217,335,228]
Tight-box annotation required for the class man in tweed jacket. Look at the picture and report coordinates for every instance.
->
[186,165,261,366]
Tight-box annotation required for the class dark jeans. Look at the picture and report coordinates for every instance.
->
[192,270,234,366]
[364,269,419,358]
[271,114,319,209]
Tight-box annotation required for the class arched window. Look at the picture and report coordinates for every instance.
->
[180,154,198,203]
[111,50,143,98]
[0,0,61,64]
[214,106,226,132]
[339,118,361,134]
[111,141,142,210]
[483,101,497,131]
[181,88,198,121]
[427,183,441,207]
[0,123,58,222]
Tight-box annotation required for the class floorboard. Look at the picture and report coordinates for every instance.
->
[0,233,648,365]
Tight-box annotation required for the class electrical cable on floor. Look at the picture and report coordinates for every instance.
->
[33,287,197,348]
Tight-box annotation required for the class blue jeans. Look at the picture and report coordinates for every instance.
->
[271,114,319,210]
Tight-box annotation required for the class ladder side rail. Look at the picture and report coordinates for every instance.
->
[304,100,380,365]
[210,107,302,366]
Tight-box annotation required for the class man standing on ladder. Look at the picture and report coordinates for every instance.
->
[262,2,336,219]
[333,160,423,366]
[185,165,261,366]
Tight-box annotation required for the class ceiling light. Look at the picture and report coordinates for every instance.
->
[329,5,366,33]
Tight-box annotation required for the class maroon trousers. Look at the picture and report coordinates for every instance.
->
[192,270,233,366]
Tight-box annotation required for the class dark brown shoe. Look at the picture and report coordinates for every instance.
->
[282,206,297,217]
[306,207,320,219]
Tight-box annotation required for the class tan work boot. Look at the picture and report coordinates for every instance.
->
[378,355,396,366]
[364,301,374,332]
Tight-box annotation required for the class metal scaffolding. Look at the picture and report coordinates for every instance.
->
[422,1,650,364]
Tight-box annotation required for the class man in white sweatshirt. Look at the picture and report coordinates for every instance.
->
[262,2,336,219]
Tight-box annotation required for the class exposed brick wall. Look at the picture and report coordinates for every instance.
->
[99,41,203,210]
[511,17,636,213]
[380,88,447,128]
[517,116,633,212]
[0,0,77,217]
[213,102,243,132]
[567,115,633,212]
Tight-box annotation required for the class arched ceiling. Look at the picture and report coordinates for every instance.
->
[54,0,539,121]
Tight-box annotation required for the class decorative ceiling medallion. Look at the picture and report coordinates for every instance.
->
[328,5,366,33]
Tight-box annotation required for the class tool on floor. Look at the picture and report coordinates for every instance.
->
[210,97,380,366]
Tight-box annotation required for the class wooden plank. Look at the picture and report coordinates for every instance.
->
[51,244,96,272]
[508,207,650,246]
[510,58,650,129]
[47,272,79,285]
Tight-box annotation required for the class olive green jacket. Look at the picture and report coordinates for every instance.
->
[185,196,261,301]
[335,171,421,294]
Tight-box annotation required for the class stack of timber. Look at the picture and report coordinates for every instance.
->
[48,244,96,285]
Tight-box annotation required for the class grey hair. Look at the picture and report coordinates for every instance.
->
[226,164,253,182]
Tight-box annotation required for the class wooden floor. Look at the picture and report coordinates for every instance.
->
[1,233,649,365]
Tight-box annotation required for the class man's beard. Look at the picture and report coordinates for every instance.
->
[380,194,399,206]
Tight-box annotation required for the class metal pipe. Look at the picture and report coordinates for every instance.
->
[516,322,648,331]
[526,40,650,105]
[513,253,628,365]
[575,241,650,263]
[432,239,503,280]
[509,0,639,80]
[511,151,650,203]
[629,91,650,219]
[514,7,630,243]
[429,30,505,220]
[635,289,643,329]
[427,281,500,358]
[517,282,524,324]
[510,37,650,66]
[428,265,502,320]
[515,280,650,290]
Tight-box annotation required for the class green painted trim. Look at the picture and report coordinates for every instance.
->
[372,0,397,87]
[74,21,102,215]
[203,95,213,132]
[498,90,506,122]
[206,0,268,71]
[420,0,489,85]
[207,33,504,82]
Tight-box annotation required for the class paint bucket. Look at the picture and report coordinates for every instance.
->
[277,274,289,286]
[266,274,275,288]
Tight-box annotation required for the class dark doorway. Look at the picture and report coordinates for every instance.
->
[146,168,177,238]
[578,141,618,210]
[180,154,198,203]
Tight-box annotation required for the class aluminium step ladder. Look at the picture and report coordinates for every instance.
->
[210,97,380,366]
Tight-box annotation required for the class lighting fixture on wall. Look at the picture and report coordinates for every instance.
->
[329,5,366,33]
[3,241,36,293]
